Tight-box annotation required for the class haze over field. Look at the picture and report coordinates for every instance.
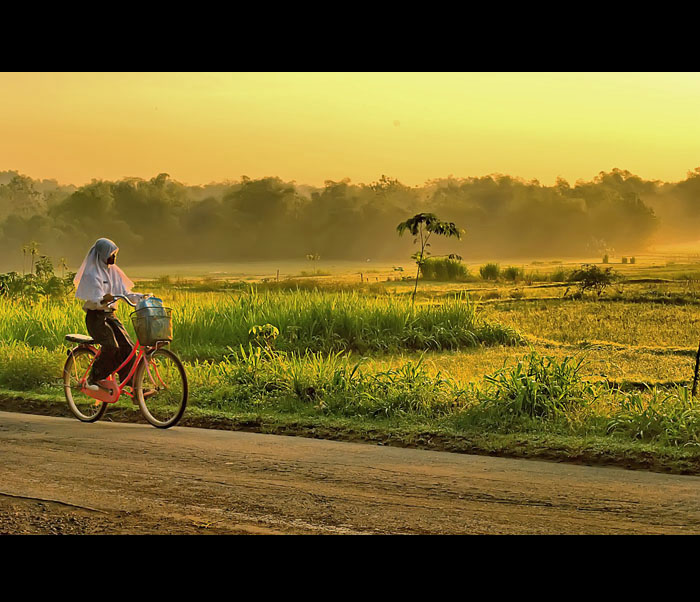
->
[2,72,700,269]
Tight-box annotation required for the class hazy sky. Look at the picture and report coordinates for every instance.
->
[2,72,700,187]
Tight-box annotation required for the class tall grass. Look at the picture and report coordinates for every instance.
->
[476,352,593,419]
[420,257,470,281]
[0,289,523,360]
[502,266,524,282]
[0,341,63,390]
[606,385,700,447]
[479,263,500,280]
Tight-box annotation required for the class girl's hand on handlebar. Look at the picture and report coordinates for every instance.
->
[102,293,115,304]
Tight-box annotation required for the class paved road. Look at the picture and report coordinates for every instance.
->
[1,411,699,534]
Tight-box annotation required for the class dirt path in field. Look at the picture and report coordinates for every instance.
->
[1,411,699,534]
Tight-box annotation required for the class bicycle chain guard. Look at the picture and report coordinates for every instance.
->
[81,377,120,404]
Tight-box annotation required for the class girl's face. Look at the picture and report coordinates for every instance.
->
[107,252,117,265]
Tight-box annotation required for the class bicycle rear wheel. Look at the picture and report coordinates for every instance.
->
[63,347,108,422]
[134,347,188,428]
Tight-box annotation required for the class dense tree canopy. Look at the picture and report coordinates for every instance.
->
[0,167,695,269]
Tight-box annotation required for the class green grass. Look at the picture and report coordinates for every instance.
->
[4,266,700,472]
[0,289,522,361]
[4,335,699,451]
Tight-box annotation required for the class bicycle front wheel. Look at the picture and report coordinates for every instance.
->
[64,347,108,423]
[134,347,188,428]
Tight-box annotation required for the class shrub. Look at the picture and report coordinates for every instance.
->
[420,256,469,281]
[568,264,617,297]
[474,351,593,421]
[0,270,74,300]
[502,266,524,282]
[479,263,501,280]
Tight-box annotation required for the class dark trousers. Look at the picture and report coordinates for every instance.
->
[85,310,135,383]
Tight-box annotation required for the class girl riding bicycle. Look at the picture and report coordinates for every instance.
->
[74,238,146,392]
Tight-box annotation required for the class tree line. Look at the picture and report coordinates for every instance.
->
[1,167,699,268]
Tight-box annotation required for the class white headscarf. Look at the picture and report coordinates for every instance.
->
[74,238,135,303]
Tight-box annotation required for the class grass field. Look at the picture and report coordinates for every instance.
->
[3,255,700,472]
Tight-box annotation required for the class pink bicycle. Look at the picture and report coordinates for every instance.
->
[62,294,188,429]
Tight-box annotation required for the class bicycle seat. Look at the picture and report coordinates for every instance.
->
[65,334,96,345]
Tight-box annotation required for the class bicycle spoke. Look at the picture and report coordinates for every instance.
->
[136,349,187,428]
[64,348,107,422]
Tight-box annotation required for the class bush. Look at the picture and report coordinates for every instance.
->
[502,266,523,282]
[479,263,501,281]
[0,269,74,300]
[474,351,593,421]
[568,264,617,297]
[420,256,469,281]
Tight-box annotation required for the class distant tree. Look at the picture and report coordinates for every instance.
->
[396,213,463,306]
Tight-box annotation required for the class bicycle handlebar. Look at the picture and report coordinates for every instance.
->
[109,293,153,308]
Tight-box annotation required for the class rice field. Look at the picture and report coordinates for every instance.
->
[3,260,700,455]
[481,299,700,349]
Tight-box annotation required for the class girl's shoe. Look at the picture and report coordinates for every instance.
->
[85,378,112,392]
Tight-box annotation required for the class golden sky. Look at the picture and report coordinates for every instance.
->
[2,72,699,187]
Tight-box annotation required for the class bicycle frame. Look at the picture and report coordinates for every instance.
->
[71,294,169,404]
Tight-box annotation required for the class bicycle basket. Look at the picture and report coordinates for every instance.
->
[131,302,173,346]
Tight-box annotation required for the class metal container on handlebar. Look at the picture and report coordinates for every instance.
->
[129,296,173,346]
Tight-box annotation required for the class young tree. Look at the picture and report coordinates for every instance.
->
[396,213,464,305]
[59,257,68,279]
[34,255,54,280]
[27,240,40,275]
[21,244,29,276]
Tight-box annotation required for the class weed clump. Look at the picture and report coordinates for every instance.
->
[473,351,593,421]
[479,263,500,281]
[420,256,469,281]
[502,266,524,282]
